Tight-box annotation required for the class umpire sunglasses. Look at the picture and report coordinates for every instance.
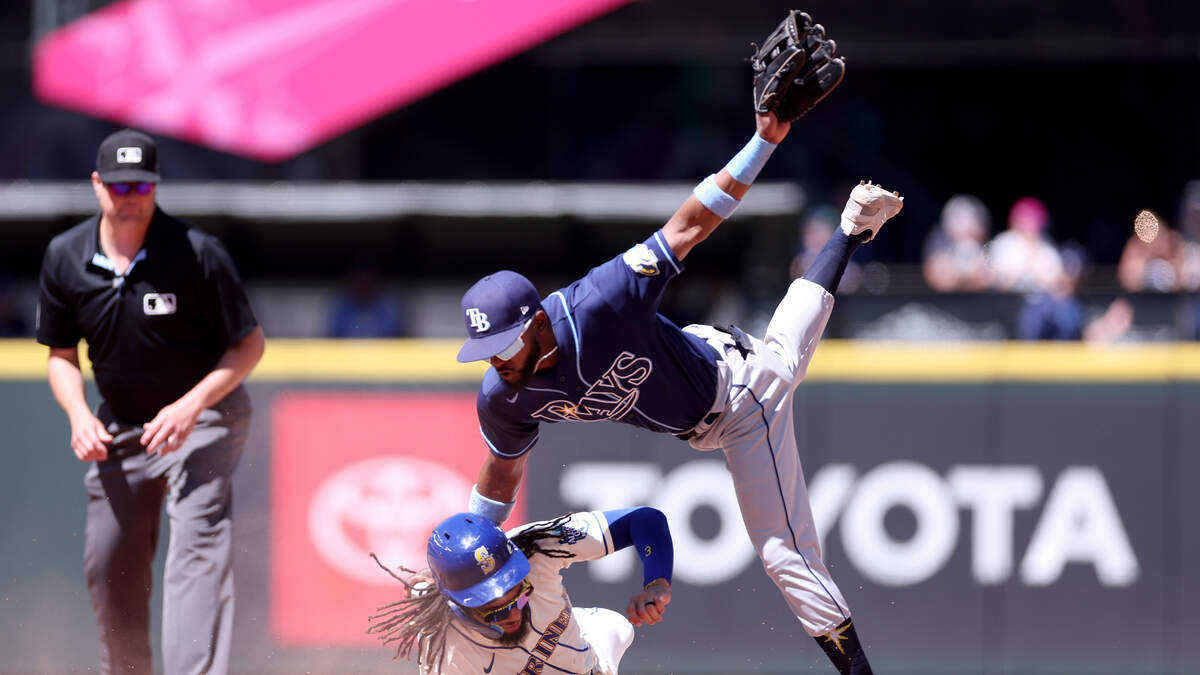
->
[105,182,155,196]
[474,579,533,624]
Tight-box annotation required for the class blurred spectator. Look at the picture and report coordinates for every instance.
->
[922,194,991,292]
[985,197,1063,294]
[1016,242,1086,341]
[1179,179,1200,239]
[1176,180,1200,292]
[1176,180,1200,340]
[790,205,861,292]
[1117,209,1187,292]
[1181,296,1200,341]
[0,276,30,337]
[1083,297,1135,344]
[326,263,407,338]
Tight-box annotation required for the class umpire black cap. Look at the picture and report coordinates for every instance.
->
[96,129,162,183]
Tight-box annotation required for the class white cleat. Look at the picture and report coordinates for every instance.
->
[840,180,903,242]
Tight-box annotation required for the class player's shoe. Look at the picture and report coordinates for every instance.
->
[840,180,903,242]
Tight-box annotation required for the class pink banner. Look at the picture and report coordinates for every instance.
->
[34,0,631,161]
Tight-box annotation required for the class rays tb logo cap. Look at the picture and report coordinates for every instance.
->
[457,270,543,363]
[96,128,162,184]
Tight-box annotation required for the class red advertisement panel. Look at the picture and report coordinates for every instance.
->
[270,392,523,645]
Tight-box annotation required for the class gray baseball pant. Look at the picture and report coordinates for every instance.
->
[83,386,251,675]
[686,279,851,637]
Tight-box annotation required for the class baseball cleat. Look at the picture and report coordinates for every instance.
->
[840,180,903,241]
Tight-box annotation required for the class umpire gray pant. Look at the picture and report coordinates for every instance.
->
[83,386,251,675]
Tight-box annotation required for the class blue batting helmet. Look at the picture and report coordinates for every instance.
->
[427,513,530,609]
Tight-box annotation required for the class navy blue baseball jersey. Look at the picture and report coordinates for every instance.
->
[477,231,719,458]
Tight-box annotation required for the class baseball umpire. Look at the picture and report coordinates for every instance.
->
[36,128,264,674]
[454,12,896,675]
[369,507,673,674]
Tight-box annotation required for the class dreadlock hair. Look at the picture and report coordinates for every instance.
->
[366,513,579,673]
[510,512,578,560]
[366,555,455,672]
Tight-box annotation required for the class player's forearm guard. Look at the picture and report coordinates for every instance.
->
[468,484,515,524]
[725,133,778,185]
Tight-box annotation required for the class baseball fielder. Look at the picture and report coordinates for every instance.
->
[454,12,896,675]
[369,507,673,674]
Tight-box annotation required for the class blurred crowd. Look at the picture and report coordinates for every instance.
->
[5,183,1199,343]
[791,180,1200,342]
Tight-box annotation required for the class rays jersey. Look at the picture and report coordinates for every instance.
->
[477,231,719,458]
[436,511,629,675]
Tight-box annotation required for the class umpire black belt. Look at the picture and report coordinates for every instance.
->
[675,324,753,441]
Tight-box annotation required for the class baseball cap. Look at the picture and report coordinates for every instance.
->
[456,271,543,363]
[96,129,162,183]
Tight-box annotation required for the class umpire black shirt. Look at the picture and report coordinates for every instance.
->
[37,207,258,424]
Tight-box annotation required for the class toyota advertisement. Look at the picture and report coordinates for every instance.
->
[246,380,1198,674]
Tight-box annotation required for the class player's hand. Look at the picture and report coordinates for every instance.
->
[625,578,671,627]
[68,412,113,462]
[756,111,791,144]
[140,397,203,454]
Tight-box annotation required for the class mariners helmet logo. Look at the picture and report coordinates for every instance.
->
[473,545,496,574]
[466,308,491,333]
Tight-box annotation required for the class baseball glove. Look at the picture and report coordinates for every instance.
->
[751,10,846,122]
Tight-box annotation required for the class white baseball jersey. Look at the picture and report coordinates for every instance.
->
[434,511,635,675]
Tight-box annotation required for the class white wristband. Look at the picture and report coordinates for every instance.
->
[693,174,740,219]
[469,484,514,523]
[725,133,778,185]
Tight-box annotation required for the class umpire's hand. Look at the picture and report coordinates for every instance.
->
[140,398,202,454]
[626,578,671,627]
[68,411,113,462]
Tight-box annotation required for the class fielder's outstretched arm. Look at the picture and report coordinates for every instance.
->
[472,452,526,520]
[661,112,791,261]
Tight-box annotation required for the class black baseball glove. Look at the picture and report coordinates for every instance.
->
[750,10,846,122]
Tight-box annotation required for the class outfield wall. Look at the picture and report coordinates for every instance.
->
[1,339,1197,674]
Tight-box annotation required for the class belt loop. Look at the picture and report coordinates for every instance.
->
[725,324,755,359]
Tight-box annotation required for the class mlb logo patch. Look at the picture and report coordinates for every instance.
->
[143,293,177,315]
[116,146,143,164]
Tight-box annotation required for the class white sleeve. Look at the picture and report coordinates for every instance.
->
[507,511,615,568]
